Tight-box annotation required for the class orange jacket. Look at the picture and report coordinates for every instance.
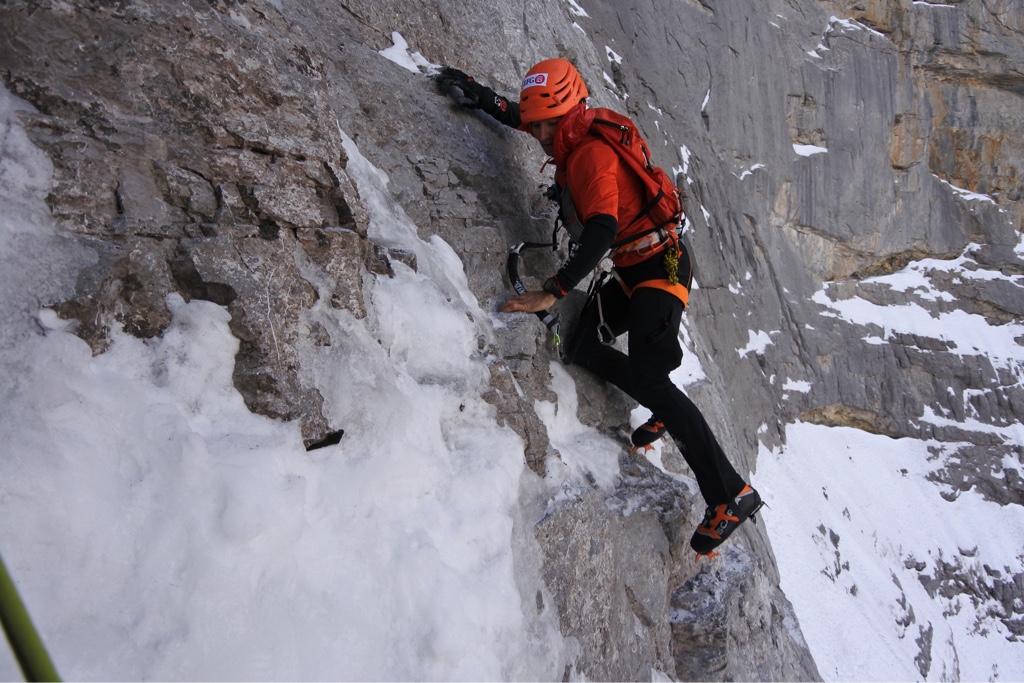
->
[549,105,689,305]
[553,105,652,255]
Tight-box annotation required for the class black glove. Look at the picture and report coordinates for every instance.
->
[434,66,512,120]
[435,67,486,107]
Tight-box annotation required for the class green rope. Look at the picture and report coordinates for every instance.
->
[0,551,60,682]
[664,246,679,285]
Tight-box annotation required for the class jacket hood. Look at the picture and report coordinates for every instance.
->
[552,103,595,168]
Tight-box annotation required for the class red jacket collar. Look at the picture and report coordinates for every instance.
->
[552,103,595,168]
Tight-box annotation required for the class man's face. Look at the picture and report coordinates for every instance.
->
[529,117,562,156]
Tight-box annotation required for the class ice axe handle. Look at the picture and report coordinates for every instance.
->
[506,244,561,343]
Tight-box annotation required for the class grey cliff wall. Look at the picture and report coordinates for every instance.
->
[2,0,1021,679]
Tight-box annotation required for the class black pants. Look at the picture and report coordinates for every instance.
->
[570,276,746,507]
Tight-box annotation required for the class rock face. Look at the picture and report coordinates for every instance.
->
[2,0,1021,679]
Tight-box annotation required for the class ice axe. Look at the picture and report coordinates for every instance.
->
[506,241,561,348]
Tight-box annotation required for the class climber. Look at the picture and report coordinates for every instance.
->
[435,60,762,559]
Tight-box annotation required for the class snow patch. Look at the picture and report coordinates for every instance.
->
[782,379,812,394]
[808,16,885,57]
[794,144,828,156]
[934,175,999,206]
[738,330,775,358]
[813,280,1024,369]
[536,364,621,491]
[670,316,708,388]
[377,31,439,74]
[754,423,1024,681]
[566,0,589,17]
[737,163,766,179]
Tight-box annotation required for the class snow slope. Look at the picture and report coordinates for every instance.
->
[755,241,1024,681]
[0,85,570,681]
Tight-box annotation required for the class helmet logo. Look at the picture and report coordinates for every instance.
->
[521,73,548,89]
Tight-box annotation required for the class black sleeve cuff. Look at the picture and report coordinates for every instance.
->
[553,214,617,292]
[484,95,521,128]
[543,276,568,299]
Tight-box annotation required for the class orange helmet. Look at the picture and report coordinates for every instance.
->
[518,58,589,124]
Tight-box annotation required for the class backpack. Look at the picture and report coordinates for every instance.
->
[587,108,683,257]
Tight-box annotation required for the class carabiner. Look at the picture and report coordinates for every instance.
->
[595,290,616,347]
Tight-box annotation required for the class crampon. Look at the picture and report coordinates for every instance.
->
[690,485,766,561]
[630,417,666,454]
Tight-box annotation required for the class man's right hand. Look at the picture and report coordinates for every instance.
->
[434,66,516,123]
[435,67,488,108]
[500,290,558,314]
